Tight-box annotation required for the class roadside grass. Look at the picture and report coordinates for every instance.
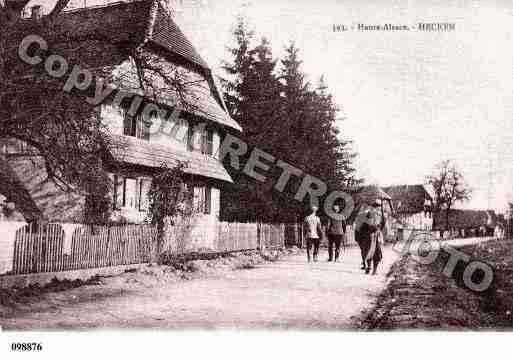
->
[357,239,513,330]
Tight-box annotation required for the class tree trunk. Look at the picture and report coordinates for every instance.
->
[445,207,451,233]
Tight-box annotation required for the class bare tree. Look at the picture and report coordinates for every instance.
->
[426,160,471,233]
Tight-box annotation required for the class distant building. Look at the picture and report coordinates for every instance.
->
[383,184,433,231]
[433,209,502,237]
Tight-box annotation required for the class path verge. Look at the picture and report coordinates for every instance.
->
[355,239,513,330]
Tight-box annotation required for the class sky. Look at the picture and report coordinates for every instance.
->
[29,0,513,212]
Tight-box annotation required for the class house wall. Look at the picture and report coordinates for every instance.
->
[1,153,223,241]
[101,103,222,156]
[399,211,433,230]
[161,186,221,252]
[111,171,220,223]
[99,72,225,229]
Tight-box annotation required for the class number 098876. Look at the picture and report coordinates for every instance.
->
[11,343,43,351]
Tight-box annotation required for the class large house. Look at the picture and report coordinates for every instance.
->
[0,0,241,248]
[383,184,433,231]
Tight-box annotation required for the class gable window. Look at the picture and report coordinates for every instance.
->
[186,123,213,156]
[201,129,214,156]
[123,110,150,141]
[186,122,196,152]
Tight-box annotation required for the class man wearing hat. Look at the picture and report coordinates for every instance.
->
[356,199,385,274]
[303,205,322,262]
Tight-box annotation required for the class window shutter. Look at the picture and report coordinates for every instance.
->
[135,114,151,141]
[200,186,206,213]
[143,121,150,141]
[112,174,118,210]
[207,130,213,156]
[201,129,208,154]
[141,179,151,211]
[123,109,134,136]
[135,178,140,210]
[187,123,194,151]
[121,178,126,207]
[114,175,125,209]
[135,114,142,139]
[193,185,201,212]
[205,186,211,214]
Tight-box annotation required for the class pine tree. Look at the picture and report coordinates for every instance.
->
[221,20,360,222]
[221,20,283,221]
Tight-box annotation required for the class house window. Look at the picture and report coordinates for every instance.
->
[123,110,150,141]
[1,139,33,156]
[186,123,214,156]
[113,175,151,211]
[202,129,214,156]
[137,178,152,211]
[186,123,195,151]
[192,184,211,214]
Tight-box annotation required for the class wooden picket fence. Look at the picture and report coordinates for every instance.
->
[216,222,286,252]
[12,223,156,275]
[217,222,258,252]
[260,223,285,248]
[8,221,287,276]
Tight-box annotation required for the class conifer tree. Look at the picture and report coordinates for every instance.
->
[221,20,360,222]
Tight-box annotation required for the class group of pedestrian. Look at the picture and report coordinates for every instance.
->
[303,205,347,263]
[303,199,385,275]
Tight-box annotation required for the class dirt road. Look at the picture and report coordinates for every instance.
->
[1,247,399,330]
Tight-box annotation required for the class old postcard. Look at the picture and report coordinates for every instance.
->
[0,0,512,357]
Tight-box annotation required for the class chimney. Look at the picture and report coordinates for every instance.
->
[31,5,42,20]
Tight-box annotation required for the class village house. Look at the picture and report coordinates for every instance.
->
[0,0,241,249]
[383,184,433,231]
[433,209,504,238]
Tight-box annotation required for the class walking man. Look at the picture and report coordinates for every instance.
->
[327,205,346,262]
[304,205,322,262]
[358,200,385,275]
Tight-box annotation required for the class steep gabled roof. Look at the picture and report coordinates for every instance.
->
[13,0,241,131]
[150,3,208,69]
[50,0,208,69]
[383,184,432,214]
